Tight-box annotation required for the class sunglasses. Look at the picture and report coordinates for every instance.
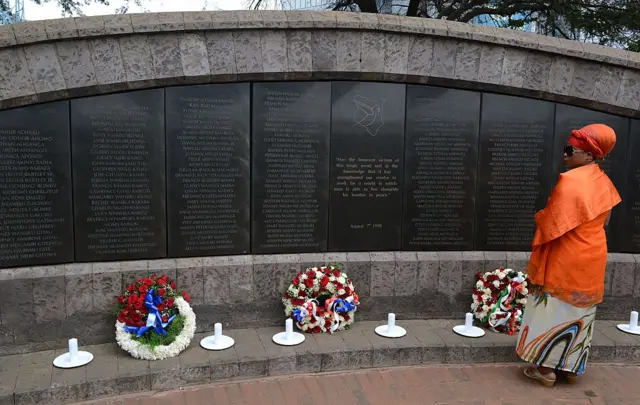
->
[564,145,581,156]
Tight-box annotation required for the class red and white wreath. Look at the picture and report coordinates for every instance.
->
[283,265,359,333]
[471,268,529,335]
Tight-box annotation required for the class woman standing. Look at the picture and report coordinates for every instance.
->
[516,124,621,387]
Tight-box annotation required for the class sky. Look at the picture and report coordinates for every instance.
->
[23,0,251,21]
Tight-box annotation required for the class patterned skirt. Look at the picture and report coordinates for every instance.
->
[516,287,596,375]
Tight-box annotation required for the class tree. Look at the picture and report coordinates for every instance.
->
[250,0,640,51]
[0,0,148,18]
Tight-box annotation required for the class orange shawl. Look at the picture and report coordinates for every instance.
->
[527,164,621,307]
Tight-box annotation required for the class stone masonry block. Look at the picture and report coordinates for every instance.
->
[360,31,384,74]
[56,40,98,90]
[569,60,602,100]
[594,65,625,106]
[370,252,395,297]
[310,11,337,29]
[233,31,263,75]
[119,34,155,83]
[228,256,254,304]
[88,37,126,86]
[394,252,418,296]
[32,265,65,323]
[121,260,149,289]
[0,277,34,325]
[75,16,106,36]
[261,30,288,74]
[334,11,364,30]
[547,56,576,96]
[103,14,133,35]
[336,30,361,73]
[210,11,239,30]
[64,264,93,318]
[23,43,67,94]
[610,253,636,297]
[284,11,314,29]
[453,41,481,82]
[406,36,433,79]
[430,38,458,79]
[506,252,528,271]
[275,254,302,296]
[286,30,312,75]
[182,12,213,30]
[500,47,527,89]
[300,253,324,270]
[346,253,370,297]
[0,47,35,101]
[260,10,288,29]
[384,33,409,77]
[417,252,439,296]
[484,251,506,271]
[438,252,462,301]
[176,258,205,306]
[203,258,230,305]
[44,18,79,40]
[461,252,483,295]
[477,45,505,85]
[310,30,337,74]
[205,31,237,78]
[92,262,123,309]
[253,255,278,300]
[0,24,16,47]
[634,255,640,298]
[148,33,184,80]
[523,52,553,92]
[615,69,640,110]
[13,20,47,44]
[179,33,210,78]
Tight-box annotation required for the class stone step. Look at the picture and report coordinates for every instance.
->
[1,319,638,405]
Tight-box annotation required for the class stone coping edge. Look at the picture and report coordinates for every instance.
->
[1,319,638,405]
[1,251,638,280]
[1,11,637,71]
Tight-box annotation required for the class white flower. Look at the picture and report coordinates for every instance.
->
[312,267,318,271]
[301,274,308,280]
[476,281,484,288]
[338,289,346,295]
[337,276,346,284]
[492,280,500,288]
[484,288,492,295]
[497,272,506,280]
[481,294,490,302]
[482,305,489,312]
[329,276,336,282]
[315,271,323,279]
[115,297,195,361]
[522,288,529,295]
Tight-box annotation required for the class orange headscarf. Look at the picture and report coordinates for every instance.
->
[568,123,616,159]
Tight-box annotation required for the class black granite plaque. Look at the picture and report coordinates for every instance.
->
[329,82,406,251]
[475,93,555,251]
[402,86,480,251]
[0,102,73,268]
[619,120,640,253]
[166,84,250,257]
[251,82,331,254]
[552,104,630,251]
[71,89,166,262]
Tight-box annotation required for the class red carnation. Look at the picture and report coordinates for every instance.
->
[312,290,319,298]
[134,300,145,311]
[170,281,176,289]
[325,319,332,328]
[336,283,344,291]
[313,326,321,333]
[135,321,144,327]
[158,288,166,297]
[332,269,340,277]
[343,314,350,322]
[323,267,331,275]
[139,285,149,295]
[117,315,125,323]
[306,271,315,279]
[320,276,329,288]
[292,298,304,306]
[304,278,314,288]
[127,284,136,292]
[298,290,307,298]
[345,287,351,295]
[118,296,125,304]
[127,294,137,305]
[119,310,127,318]
[157,278,167,286]
[162,315,168,323]
[167,297,175,308]
[157,303,165,312]
[181,291,191,302]
[293,276,300,286]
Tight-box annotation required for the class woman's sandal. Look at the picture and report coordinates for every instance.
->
[565,373,579,384]
[524,367,556,387]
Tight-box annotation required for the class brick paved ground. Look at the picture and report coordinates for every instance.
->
[72,364,640,405]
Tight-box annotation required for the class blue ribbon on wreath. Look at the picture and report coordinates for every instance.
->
[123,288,177,337]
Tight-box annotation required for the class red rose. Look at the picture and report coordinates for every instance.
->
[320,276,329,287]
[127,294,137,305]
[181,291,191,302]
[170,281,176,289]
[304,278,314,288]
[292,298,304,306]
[162,315,168,323]
[157,303,165,312]
[316,308,325,316]
[313,326,321,333]
[134,300,144,310]
[293,276,300,286]
[336,283,343,291]
[143,278,153,286]
[325,319,332,328]
[284,292,291,299]
[343,314,350,322]
[139,285,149,294]
[332,269,340,277]
[151,274,157,280]
[135,321,144,327]
[323,267,331,275]
[119,310,127,318]
[157,279,167,286]
[298,290,307,298]
[117,315,125,323]
[312,291,319,298]
[158,288,166,297]
[345,287,351,295]
[167,297,175,308]
[127,285,136,292]
[118,296,125,304]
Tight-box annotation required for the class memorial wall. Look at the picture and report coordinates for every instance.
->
[0,81,637,269]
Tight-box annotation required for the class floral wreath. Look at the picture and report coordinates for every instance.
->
[115,274,196,360]
[471,268,530,335]
[283,264,359,334]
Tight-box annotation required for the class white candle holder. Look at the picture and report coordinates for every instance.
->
[452,313,485,338]
[272,318,305,346]
[53,338,94,369]
[375,313,407,338]
[200,323,235,351]
[617,311,640,335]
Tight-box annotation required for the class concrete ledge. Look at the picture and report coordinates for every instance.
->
[1,252,638,355]
[0,11,638,118]
[0,319,638,405]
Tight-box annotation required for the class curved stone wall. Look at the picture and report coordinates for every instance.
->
[0,11,638,117]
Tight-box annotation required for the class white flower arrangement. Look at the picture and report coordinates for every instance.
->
[115,297,196,361]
